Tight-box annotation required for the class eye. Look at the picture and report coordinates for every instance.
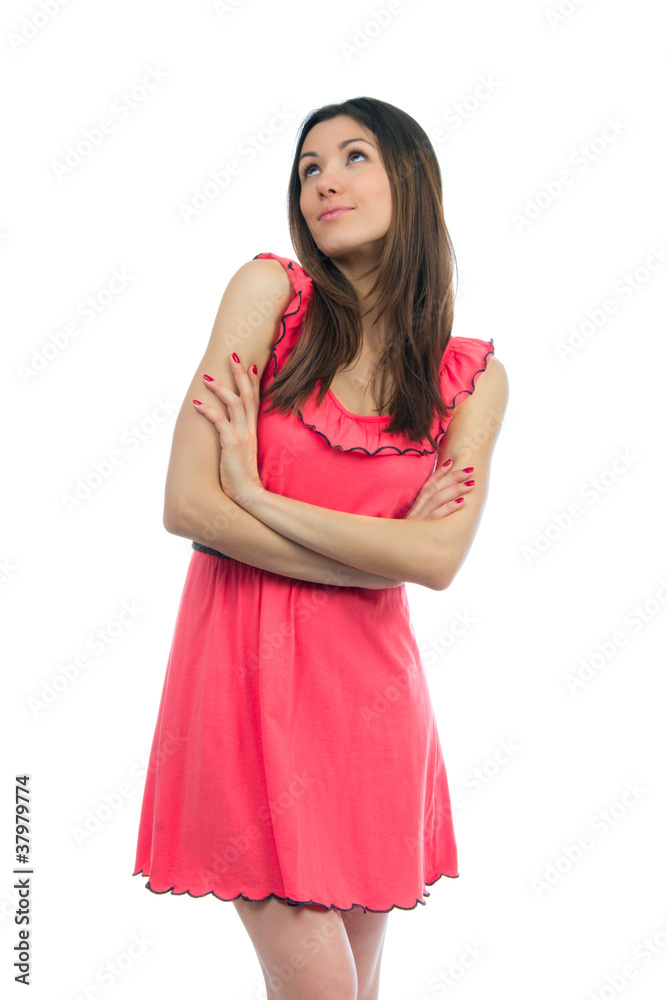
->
[301,148,367,179]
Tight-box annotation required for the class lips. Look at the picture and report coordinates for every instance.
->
[319,207,353,221]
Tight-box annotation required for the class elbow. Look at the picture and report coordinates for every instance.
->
[426,556,454,592]
[163,489,238,542]
[163,500,190,537]
[420,563,449,592]
[427,540,468,591]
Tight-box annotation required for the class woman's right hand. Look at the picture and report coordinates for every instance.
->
[403,461,475,520]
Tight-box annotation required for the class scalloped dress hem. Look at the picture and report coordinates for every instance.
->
[131,867,459,914]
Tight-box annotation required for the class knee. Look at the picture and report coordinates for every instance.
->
[268,970,357,1000]
[315,980,357,1000]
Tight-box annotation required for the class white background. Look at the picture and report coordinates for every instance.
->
[2,0,666,998]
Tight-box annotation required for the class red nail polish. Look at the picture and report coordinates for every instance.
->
[202,373,214,381]
[443,459,452,467]
[463,467,474,473]
[455,497,464,503]
[232,353,240,363]
[251,364,257,374]
[464,479,475,486]
[193,399,202,405]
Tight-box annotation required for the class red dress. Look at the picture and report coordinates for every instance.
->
[132,252,495,913]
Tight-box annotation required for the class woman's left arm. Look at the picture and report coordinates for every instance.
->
[195,354,509,591]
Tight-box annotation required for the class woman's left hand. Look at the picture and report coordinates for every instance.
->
[192,354,264,506]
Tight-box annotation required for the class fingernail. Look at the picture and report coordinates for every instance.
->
[203,373,214,381]
[251,364,257,374]
[232,353,240,363]
[464,479,475,486]
[193,399,202,405]
[455,497,464,504]
[462,467,474,473]
[443,459,452,467]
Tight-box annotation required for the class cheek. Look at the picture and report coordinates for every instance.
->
[367,172,392,209]
[373,180,393,220]
[299,193,309,220]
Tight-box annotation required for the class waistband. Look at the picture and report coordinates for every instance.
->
[191,541,231,559]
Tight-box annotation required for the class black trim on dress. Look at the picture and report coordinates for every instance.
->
[132,868,458,914]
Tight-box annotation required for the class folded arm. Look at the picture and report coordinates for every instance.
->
[234,356,510,591]
[171,489,404,590]
[163,257,403,590]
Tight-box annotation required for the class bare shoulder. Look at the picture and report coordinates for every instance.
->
[203,256,297,362]
[229,256,295,315]
[453,353,509,419]
[480,354,509,403]
[439,353,509,464]
[198,256,298,379]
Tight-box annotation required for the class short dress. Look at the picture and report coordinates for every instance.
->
[132,251,496,913]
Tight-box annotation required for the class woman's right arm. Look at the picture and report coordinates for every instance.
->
[163,257,403,589]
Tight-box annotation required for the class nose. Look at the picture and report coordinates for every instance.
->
[314,166,342,195]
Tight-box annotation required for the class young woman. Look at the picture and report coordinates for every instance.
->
[133,96,509,999]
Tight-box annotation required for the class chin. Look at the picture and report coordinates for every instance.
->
[328,238,384,259]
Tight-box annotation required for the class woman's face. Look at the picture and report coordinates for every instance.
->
[298,115,392,262]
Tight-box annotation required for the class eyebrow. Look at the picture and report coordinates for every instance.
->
[298,138,374,162]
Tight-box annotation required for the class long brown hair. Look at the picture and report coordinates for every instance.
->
[262,96,458,448]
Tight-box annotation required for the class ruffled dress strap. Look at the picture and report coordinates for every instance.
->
[252,252,314,380]
[438,335,495,410]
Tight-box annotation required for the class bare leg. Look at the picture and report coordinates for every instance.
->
[339,906,389,1000]
[232,895,358,999]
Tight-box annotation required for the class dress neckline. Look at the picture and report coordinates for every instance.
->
[325,388,393,423]
[252,251,495,457]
